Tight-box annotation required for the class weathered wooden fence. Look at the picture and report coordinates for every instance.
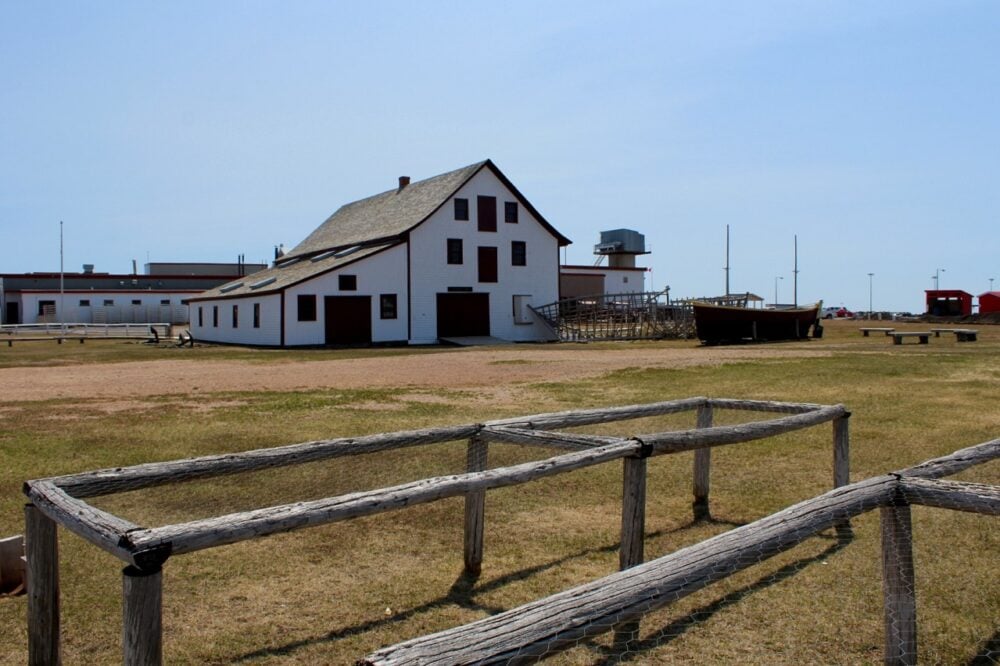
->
[361,439,999,666]
[23,397,851,664]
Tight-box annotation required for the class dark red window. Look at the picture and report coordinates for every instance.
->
[478,246,498,283]
[477,195,497,232]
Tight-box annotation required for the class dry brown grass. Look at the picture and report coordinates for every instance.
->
[0,319,997,664]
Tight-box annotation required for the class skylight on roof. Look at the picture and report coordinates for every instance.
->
[334,245,361,258]
[219,282,244,293]
[310,250,337,262]
[249,277,277,290]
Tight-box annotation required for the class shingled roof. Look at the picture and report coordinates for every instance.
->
[283,159,570,260]
[187,242,399,301]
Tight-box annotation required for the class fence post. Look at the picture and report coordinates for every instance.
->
[692,403,714,521]
[614,447,649,651]
[833,413,852,539]
[25,504,60,666]
[881,500,917,666]
[123,565,163,666]
[463,434,488,575]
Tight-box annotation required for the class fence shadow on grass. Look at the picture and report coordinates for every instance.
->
[967,629,1000,665]
[589,532,852,665]
[230,520,743,662]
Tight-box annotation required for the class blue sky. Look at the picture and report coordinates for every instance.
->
[2,1,997,312]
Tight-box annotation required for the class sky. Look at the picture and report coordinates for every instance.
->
[2,1,998,313]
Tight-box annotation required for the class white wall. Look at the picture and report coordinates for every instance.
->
[18,291,196,325]
[189,293,282,346]
[283,244,409,346]
[407,168,561,343]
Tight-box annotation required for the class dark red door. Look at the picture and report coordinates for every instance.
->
[324,296,372,345]
[436,293,490,338]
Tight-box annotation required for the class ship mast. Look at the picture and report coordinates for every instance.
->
[724,224,730,297]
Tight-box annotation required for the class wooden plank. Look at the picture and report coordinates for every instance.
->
[881,502,917,666]
[614,455,648,650]
[898,438,1000,479]
[42,424,480,498]
[641,404,847,455]
[899,477,1000,515]
[23,482,142,565]
[25,504,60,666]
[361,475,897,665]
[482,425,622,450]
[124,441,640,556]
[705,398,827,414]
[833,414,852,539]
[123,565,163,666]
[487,397,706,430]
[692,404,713,521]
[463,436,488,575]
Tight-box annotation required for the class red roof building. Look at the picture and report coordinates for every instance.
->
[978,291,1000,315]
[925,290,973,316]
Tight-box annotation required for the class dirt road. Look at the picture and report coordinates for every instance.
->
[0,345,829,402]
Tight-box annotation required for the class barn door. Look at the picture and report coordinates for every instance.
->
[324,296,372,345]
[436,293,490,338]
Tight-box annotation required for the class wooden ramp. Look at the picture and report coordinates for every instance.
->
[439,336,510,347]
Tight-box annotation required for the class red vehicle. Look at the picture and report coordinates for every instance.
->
[822,307,854,319]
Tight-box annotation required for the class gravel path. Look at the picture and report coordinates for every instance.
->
[0,346,829,402]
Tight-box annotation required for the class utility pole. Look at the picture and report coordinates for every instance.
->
[868,273,874,320]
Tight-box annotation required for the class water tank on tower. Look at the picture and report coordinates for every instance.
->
[594,229,648,268]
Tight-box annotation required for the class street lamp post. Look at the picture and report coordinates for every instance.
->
[774,276,783,308]
[932,268,945,290]
[990,277,995,291]
[868,273,874,320]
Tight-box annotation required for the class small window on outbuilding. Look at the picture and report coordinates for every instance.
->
[454,198,469,221]
[104,299,115,306]
[198,306,203,327]
[447,238,463,265]
[79,299,91,307]
[298,294,317,322]
[339,275,357,291]
[253,303,261,328]
[131,299,142,306]
[511,241,527,266]
[380,294,398,319]
[505,201,518,224]
[213,306,219,328]
[160,299,171,306]
[232,304,239,328]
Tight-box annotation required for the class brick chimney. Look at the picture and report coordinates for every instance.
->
[398,176,410,191]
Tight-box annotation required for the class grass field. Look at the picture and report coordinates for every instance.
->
[0,320,997,664]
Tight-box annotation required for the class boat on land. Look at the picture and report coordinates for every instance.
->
[693,299,822,345]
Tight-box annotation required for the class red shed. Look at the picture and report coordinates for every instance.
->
[925,290,973,316]
[979,291,1000,314]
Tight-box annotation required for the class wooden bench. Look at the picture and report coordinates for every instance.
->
[860,327,895,337]
[891,332,931,345]
[954,329,978,342]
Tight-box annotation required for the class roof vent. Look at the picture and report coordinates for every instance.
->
[82,264,94,274]
[398,176,410,191]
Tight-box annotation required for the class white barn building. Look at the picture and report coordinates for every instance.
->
[187,160,572,346]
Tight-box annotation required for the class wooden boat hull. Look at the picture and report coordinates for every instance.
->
[693,302,821,344]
